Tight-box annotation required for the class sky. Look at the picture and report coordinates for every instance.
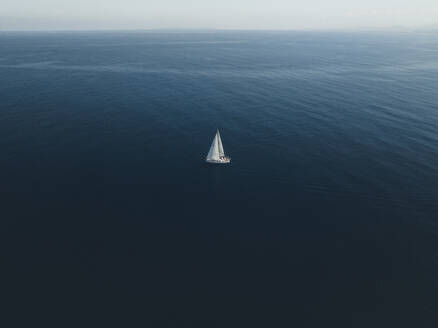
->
[1,0,438,31]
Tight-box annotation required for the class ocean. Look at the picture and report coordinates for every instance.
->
[1,30,438,327]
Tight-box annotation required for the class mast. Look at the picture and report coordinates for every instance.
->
[217,130,225,157]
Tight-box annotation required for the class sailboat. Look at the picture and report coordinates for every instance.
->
[206,129,231,164]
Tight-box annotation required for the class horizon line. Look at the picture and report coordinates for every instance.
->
[1,26,436,33]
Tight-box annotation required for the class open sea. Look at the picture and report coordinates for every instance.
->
[1,31,438,327]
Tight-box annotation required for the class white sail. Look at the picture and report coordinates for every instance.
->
[206,132,220,161]
[217,130,225,157]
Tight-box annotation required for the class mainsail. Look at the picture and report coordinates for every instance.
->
[206,131,220,161]
[217,130,225,157]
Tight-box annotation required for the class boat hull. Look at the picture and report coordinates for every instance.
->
[206,157,231,164]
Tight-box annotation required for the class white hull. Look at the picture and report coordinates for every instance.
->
[206,157,231,164]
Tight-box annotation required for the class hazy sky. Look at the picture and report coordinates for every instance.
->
[1,0,438,30]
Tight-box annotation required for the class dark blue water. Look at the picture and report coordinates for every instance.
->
[1,31,438,327]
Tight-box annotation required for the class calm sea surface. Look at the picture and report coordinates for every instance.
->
[1,31,438,327]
